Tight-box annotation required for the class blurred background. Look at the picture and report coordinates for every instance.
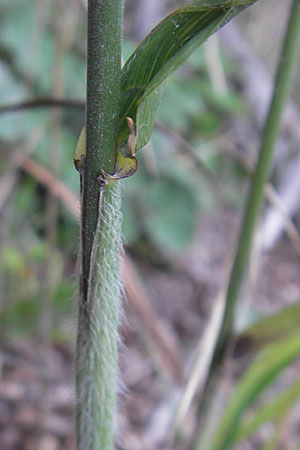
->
[0,0,300,449]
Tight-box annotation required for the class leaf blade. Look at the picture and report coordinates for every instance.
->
[210,332,300,450]
[118,0,258,151]
[234,377,300,443]
[235,301,300,354]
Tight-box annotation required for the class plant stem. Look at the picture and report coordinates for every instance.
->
[82,0,123,298]
[216,0,300,356]
[77,181,123,450]
[76,1,124,449]
[193,2,300,448]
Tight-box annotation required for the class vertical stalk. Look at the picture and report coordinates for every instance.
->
[216,0,300,355]
[82,0,123,298]
[76,1,124,450]
[193,2,300,448]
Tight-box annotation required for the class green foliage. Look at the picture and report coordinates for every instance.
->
[121,41,246,251]
[120,0,256,145]
[123,166,199,250]
[0,0,253,262]
[237,301,300,352]
[210,331,300,450]
[0,0,258,327]
[192,301,300,450]
[1,245,25,273]
[0,240,73,337]
[234,377,300,444]
[193,4,300,448]
[0,297,40,334]
[0,0,257,358]
[0,244,39,334]
[117,0,257,166]
[3,1,300,448]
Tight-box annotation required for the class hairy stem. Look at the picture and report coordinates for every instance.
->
[76,1,124,449]
[77,181,123,450]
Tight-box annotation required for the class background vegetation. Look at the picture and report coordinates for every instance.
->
[0,0,300,449]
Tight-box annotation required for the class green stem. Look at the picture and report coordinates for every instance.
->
[76,1,124,449]
[193,2,300,448]
[216,0,300,356]
[77,181,123,450]
[82,0,123,297]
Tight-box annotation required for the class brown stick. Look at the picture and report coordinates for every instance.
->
[0,97,85,115]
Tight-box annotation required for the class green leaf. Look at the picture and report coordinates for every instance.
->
[234,377,300,444]
[1,246,25,273]
[146,172,198,250]
[235,301,300,354]
[209,332,300,450]
[135,87,163,150]
[75,1,257,179]
[118,0,258,152]
[122,167,199,250]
